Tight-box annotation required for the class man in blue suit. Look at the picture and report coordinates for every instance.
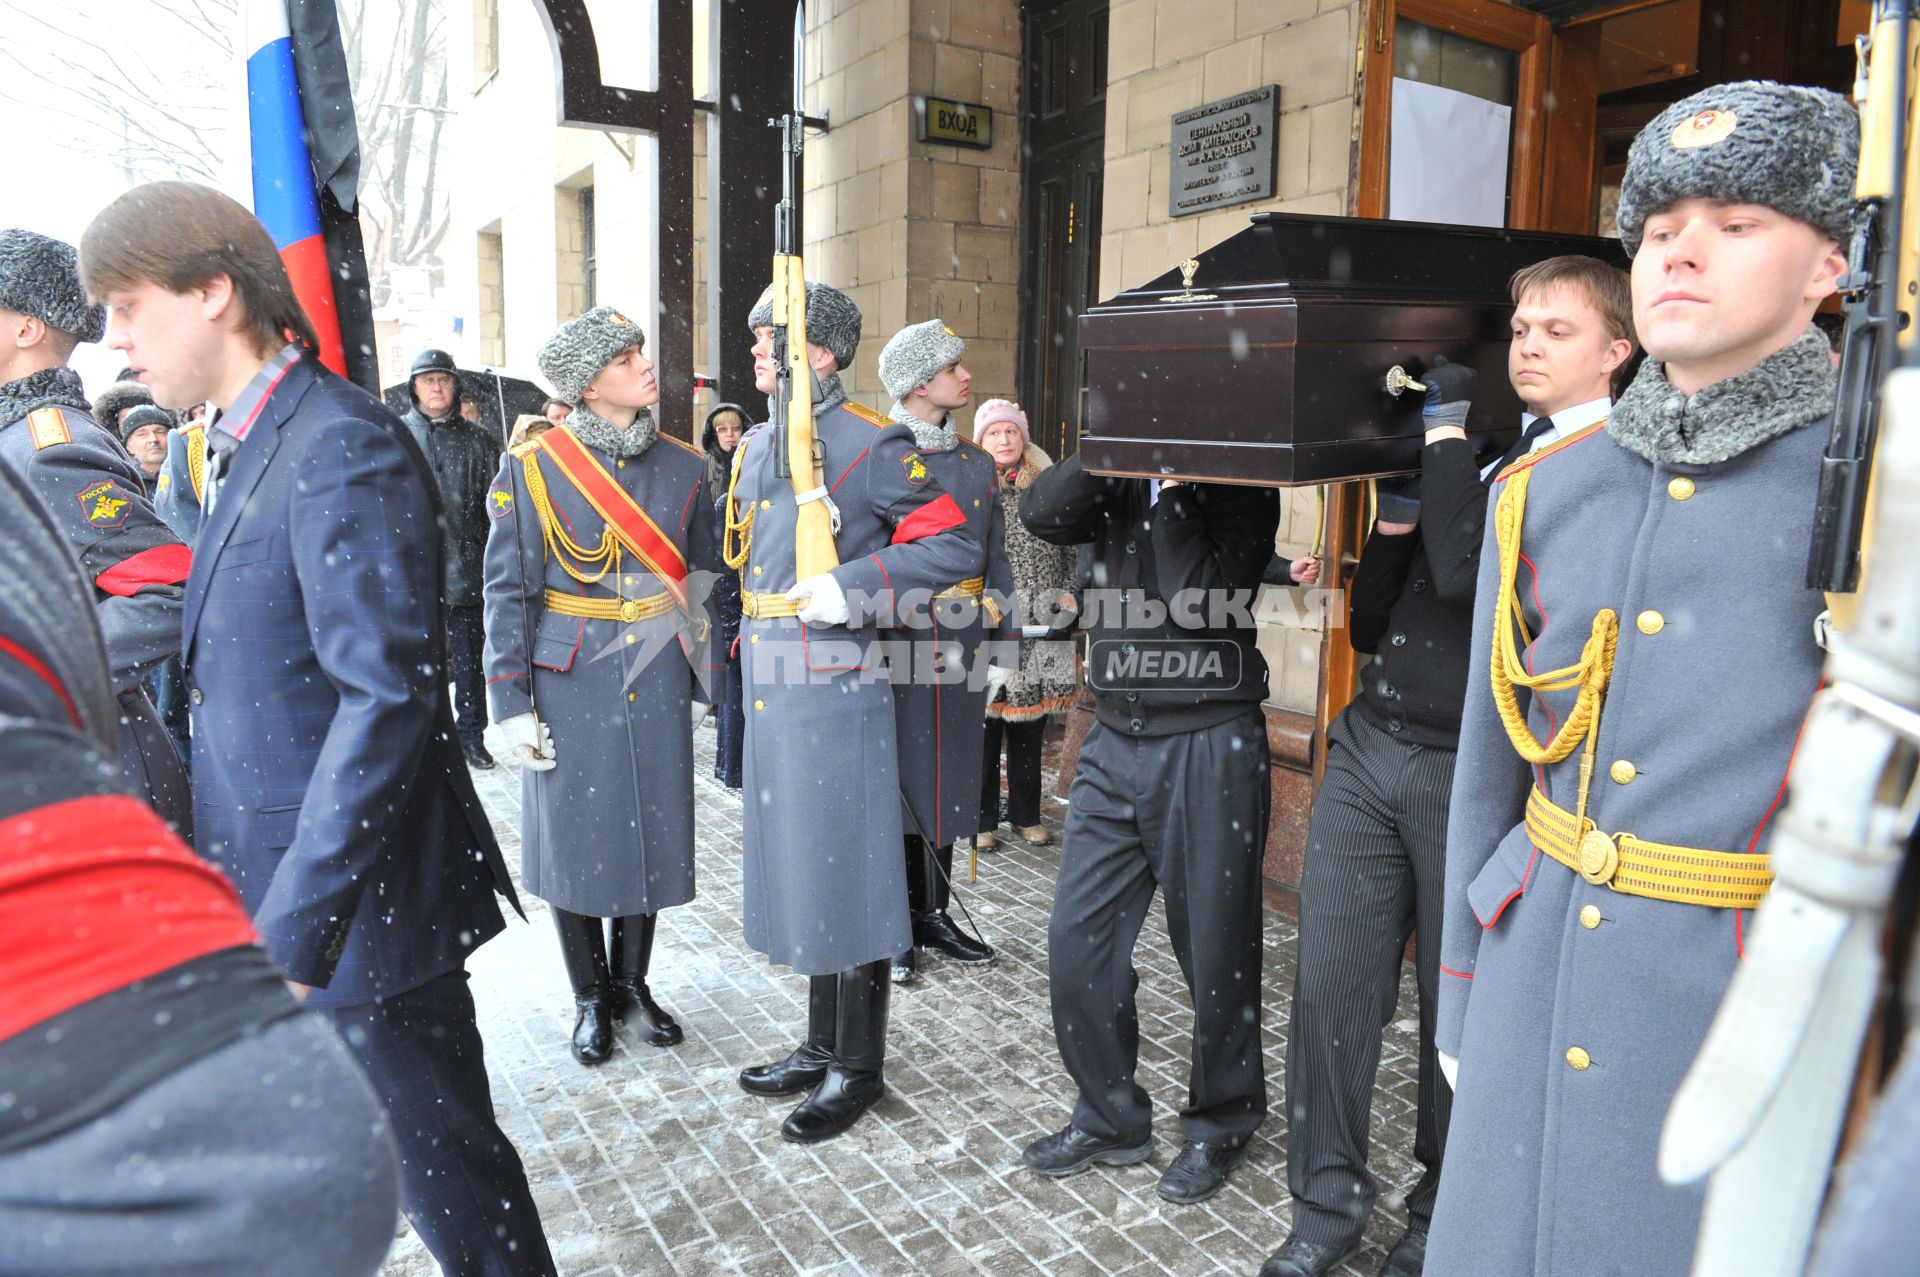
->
[81,182,556,1277]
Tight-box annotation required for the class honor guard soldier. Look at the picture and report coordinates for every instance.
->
[1427,82,1859,1277]
[0,229,190,834]
[727,282,980,1142]
[875,318,1017,985]
[484,306,719,1065]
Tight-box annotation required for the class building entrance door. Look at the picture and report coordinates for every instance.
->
[1020,0,1106,461]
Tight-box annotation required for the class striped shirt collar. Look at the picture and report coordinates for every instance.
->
[209,344,303,456]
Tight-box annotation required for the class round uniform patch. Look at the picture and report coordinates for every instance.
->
[901,452,930,486]
[76,480,133,528]
[1671,109,1737,150]
[488,485,515,518]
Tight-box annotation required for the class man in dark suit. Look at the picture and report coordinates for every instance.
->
[81,181,555,1277]
[1260,256,1633,1277]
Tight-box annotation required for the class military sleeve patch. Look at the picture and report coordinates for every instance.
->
[77,480,133,528]
[488,485,515,519]
[901,452,930,486]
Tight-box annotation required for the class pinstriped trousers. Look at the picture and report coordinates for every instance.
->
[1284,708,1455,1246]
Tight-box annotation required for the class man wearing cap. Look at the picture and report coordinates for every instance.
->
[404,349,502,772]
[483,306,717,1065]
[728,281,980,1142]
[0,227,191,834]
[81,181,551,1277]
[1424,82,1857,1277]
[874,317,1016,985]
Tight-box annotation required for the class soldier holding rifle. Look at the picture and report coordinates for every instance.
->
[1427,81,1858,1277]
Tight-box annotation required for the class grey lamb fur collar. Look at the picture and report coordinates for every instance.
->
[888,400,958,453]
[0,367,91,428]
[565,405,657,459]
[1608,327,1835,466]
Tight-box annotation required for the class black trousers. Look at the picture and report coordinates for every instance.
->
[980,714,1046,832]
[1284,708,1454,1247]
[322,969,556,1277]
[446,603,487,745]
[715,654,744,789]
[1048,709,1270,1145]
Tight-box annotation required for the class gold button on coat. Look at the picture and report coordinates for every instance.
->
[1668,476,1695,500]
[1637,610,1665,635]
[627,692,636,702]
[749,634,759,644]
[1610,760,1637,785]
[753,699,764,711]
[1566,1047,1592,1071]
[760,499,772,509]
[1580,905,1602,930]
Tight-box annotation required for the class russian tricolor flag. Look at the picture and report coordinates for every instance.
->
[245,0,348,377]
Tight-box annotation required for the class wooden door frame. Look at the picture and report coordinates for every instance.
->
[1354,0,1554,227]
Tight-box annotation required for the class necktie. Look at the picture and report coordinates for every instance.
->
[1493,416,1555,475]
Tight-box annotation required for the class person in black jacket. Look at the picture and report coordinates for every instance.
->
[1019,456,1317,1206]
[1259,255,1633,1277]
[401,349,502,771]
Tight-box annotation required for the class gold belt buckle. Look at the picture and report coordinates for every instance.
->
[1578,828,1621,887]
[619,599,642,623]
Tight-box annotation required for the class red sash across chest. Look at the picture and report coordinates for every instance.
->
[537,428,690,607]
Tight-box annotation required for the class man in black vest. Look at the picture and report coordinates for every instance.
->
[1260,256,1633,1277]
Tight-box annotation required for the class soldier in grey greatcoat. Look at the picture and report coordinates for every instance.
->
[874,318,1018,985]
[728,282,980,1143]
[1427,82,1859,1277]
[0,229,191,835]
[483,306,719,1065]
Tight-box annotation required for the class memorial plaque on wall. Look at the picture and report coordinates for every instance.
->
[1168,85,1279,218]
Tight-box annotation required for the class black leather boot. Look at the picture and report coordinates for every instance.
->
[782,960,890,1143]
[609,913,683,1046]
[553,909,613,1065]
[891,836,925,984]
[913,842,994,963]
[739,975,837,1096]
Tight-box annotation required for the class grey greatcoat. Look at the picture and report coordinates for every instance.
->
[1429,379,1830,1275]
[729,394,980,975]
[482,426,718,917]
[885,434,1016,847]
[0,371,191,833]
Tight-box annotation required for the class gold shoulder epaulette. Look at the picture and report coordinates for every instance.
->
[26,407,71,450]
[510,435,545,459]
[1496,420,1608,482]
[844,401,888,428]
[659,433,703,457]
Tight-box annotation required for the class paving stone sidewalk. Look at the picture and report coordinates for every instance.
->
[380,723,1426,1277]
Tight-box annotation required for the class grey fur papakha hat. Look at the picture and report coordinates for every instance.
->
[1616,81,1859,257]
[539,305,646,404]
[878,318,966,400]
[747,281,862,370]
[0,229,106,344]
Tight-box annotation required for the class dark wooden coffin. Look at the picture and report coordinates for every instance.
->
[1078,212,1624,486]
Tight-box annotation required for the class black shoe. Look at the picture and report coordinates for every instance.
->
[779,1063,886,1142]
[610,979,683,1046]
[571,991,613,1065]
[738,1042,834,1096]
[890,948,919,985]
[462,738,495,771]
[1379,1223,1427,1277]
[914,841,994,963]
[1155,1137,1250,1204]
[1256,1236,1363,1277]
[1020,1126,1154,1178]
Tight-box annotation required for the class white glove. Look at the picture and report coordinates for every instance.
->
[982,662,1015,699]
[787,573,850,626]
[1438,1049,1459,1090]
[499,711,557,771]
